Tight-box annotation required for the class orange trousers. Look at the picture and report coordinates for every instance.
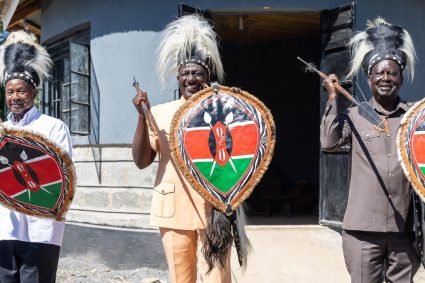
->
[160,228,232,283]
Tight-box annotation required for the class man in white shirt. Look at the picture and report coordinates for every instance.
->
[0,30,72,283]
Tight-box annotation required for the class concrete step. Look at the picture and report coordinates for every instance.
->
[69,146,157,228]
[66,209,152,229]
[71,186,152,214]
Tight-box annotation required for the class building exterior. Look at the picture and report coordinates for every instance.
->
[2,1,425,240]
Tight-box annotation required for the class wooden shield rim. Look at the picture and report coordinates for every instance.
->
[397,98,425,202]
[0,126,76,221]
[169,85,276,213]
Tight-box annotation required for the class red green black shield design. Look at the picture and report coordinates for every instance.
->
[170,86,275,212]
[0,127,75,220]
[398,98,425,202]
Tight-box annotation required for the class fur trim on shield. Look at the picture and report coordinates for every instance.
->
[397,99,425,202]
[0,125,76,221]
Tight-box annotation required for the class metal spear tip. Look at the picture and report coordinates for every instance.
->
[297,57,319,74]
[296,56,307,64]
[132,76,138,88]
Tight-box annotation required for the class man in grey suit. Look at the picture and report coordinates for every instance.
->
[321,17,421,283]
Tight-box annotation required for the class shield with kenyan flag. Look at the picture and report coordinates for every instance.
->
[169,84,275,213]
[398,98,425,202]
[0,126,76,220]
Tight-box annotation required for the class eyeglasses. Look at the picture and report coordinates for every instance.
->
[177,70,207,80]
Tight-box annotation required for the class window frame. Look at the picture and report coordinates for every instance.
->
[43,28,91,135]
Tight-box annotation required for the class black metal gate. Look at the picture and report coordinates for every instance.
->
[319,2,356,228]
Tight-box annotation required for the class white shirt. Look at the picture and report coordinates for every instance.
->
[0,107,73,246]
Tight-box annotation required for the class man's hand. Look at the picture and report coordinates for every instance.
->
[323,74,339,102]
[132,88,150,115]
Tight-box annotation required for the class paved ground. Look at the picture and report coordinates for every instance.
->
[230,225,349,283]
[231,224,425,283]
[57,218,425,283]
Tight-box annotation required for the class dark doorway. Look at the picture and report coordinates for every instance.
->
[211,11,322,222]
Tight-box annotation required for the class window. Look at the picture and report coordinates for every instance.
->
[43,29,90,135]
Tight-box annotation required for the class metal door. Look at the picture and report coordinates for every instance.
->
[319,2,356,228]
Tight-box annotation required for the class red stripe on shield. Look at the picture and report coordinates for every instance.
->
[184,122,259,160]
[0,157,62,197]
[184,129,210,159]
[412,133,425,164]
[0,169,24,196]
[230,123,258,156]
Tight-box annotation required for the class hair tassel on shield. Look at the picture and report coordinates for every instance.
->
[203,204,251,273]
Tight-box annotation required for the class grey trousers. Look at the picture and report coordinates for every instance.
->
[342,230,420,283]
[0,240,60,283]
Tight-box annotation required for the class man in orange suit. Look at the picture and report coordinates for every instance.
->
[131,15,231,283]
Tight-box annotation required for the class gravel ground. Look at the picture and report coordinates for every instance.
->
[57,256,168,283]
[56,223,169,283]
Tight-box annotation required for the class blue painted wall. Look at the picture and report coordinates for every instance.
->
[41,0,425,144]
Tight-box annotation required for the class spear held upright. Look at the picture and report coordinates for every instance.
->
[296,56,388,133]
[297,57,360,106]
[132,77,162,143]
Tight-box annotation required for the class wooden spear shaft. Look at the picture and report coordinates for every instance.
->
[296,57,359,106]
[297,57,389,133]
[132,77,161,139]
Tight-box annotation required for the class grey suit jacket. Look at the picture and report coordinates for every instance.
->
[320,97,413,232]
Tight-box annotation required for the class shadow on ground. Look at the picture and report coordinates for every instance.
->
[59,213,319,273]
[60,224,168,271]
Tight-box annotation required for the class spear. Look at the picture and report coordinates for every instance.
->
[297,56,388,133]
[297,57,362,105]
[132,77,161,145]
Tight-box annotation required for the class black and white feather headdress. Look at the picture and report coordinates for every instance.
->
[0,30,53,87]
[347,17,416,81]
[156,14,224,84]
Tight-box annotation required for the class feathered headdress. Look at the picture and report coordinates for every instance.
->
[346,17,416,81]
[156,14,224,84]
[0,30,53,87]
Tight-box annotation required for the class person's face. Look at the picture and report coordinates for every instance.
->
[368,60,402,101]
[177,63,209,99]
[5,79,36,120]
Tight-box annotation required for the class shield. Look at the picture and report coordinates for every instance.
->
[169,85,276,213]
[398,98,425,201]
[0,126,76,220]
